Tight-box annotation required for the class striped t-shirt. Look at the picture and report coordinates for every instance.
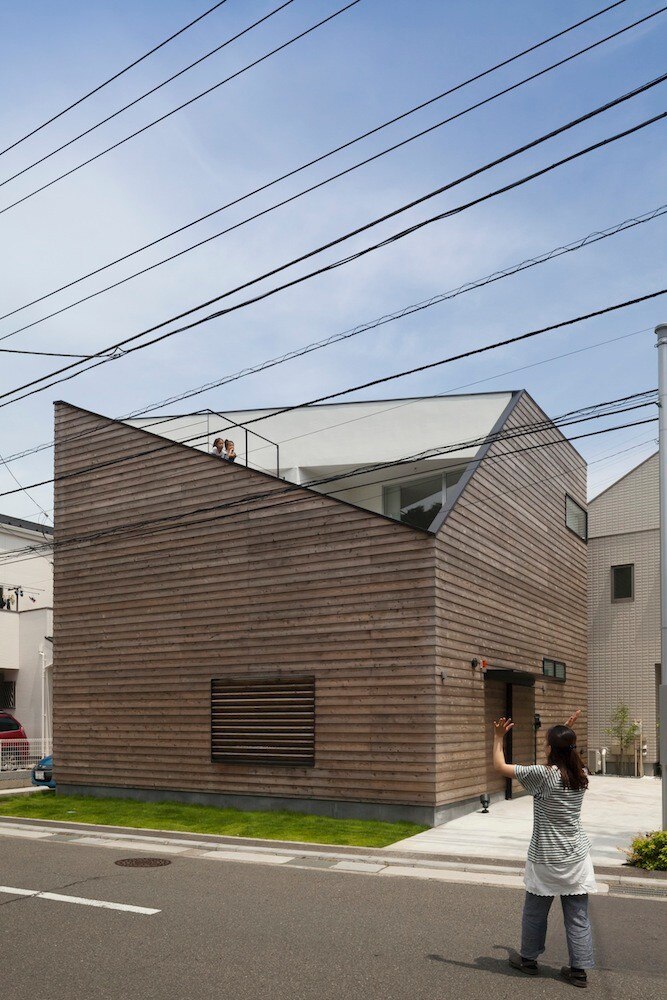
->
[515,764,591,864]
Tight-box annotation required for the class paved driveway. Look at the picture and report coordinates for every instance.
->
[391,776,662,864]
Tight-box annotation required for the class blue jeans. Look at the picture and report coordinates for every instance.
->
[521,892,595,969]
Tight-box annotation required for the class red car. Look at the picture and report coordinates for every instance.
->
[0,712,27,740]
[0,713,29,769]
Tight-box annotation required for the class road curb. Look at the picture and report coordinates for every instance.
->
[1,816,665,896]
[0,813,664,879]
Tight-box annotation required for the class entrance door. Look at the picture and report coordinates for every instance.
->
[510,683,536,798]
[484,673,537,799]
[484,679,509,798]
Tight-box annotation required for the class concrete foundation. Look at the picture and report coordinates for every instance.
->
[56,784,503,828]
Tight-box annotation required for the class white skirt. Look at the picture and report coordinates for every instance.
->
[524,854,598,896]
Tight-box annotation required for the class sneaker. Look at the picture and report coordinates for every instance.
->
[509,954,538,976]
[560,966,587,988]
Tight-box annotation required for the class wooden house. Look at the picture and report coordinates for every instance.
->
[52,391,587,824]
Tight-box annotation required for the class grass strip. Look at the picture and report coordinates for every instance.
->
[0,791,427,848]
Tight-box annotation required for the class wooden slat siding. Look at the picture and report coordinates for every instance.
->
[53,404,439,806]
[434,392,587,807]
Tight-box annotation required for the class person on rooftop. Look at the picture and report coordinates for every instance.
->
[210,438,227,459]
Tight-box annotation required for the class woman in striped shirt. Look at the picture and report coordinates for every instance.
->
[493,709,595,989]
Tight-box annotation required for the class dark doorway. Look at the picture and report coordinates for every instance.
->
[505,684,513,799]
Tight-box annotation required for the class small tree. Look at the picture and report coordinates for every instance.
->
[604,704,640,776]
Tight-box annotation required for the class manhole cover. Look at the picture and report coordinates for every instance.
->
[114,857,172,868]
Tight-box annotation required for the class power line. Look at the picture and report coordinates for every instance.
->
[3,412,658,567]
[122,208,664,421]
[2,205,657,472]
[2,82,665,410]
[22,355,657,523]
[0,0,634,327]
[1,288,656,483]
[2,3,659,340]
[0,392,655,544]
[7,202,666,479]
[18,422,660,530]
[0,1,231,158]
[119,287,667,457]
[130,292,664,459]
[173,395,659,488]
[326,432,660,508]
[0,346,119,358]
[0,0,364,219]
[0,1,297,191]
[0,281,663,501]
[0,450,52,523]
[236,328,655,463]
[0,409,656,568]
[238,291,664,429]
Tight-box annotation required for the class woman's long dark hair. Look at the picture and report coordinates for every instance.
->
[547,725,589,791]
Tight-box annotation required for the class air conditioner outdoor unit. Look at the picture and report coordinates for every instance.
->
[587,749,602,774]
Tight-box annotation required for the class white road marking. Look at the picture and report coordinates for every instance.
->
[0,885,160,915]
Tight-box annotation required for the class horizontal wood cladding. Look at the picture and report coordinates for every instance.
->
[53,397,587,816]
[434,393,587,806]
[53,404,438,807]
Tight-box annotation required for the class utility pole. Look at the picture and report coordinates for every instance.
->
[655,323,667,830]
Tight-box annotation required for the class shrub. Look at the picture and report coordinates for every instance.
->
[624,830,667,871]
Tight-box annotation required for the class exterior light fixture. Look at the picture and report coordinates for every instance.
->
[534,713,542,730]
[480,793,490,813]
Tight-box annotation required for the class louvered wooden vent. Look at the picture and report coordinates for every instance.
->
[211,676,315,767]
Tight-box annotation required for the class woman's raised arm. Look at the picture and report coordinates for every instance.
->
[492,717,516,777]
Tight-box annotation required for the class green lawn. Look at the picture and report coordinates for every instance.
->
[0,792,427,848]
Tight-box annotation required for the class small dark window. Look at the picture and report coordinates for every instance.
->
[543,659,566,681]
[0,681,16,710]
[211,676,315,766]
[0,714,20,732]
[612,564,634,602]
[565,495,587,541]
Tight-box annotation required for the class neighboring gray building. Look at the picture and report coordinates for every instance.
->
[588,453,660,774]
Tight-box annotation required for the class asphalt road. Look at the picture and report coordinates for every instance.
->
[1,835,665,1000]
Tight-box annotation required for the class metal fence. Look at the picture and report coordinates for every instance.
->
[0,738,52,771]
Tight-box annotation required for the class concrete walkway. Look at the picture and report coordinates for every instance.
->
[1,815,665,901]
[391,776,662,865]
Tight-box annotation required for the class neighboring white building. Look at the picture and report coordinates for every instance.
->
[588,453,660,774]
[0,514,54,742]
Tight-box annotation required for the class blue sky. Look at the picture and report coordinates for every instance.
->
[0,0,665,523]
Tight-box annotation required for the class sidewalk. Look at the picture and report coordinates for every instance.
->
[0,814,665,900]
[390,775,662,865]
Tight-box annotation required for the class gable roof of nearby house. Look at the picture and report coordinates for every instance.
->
[588,450,658,505]
[0,513,53,536]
